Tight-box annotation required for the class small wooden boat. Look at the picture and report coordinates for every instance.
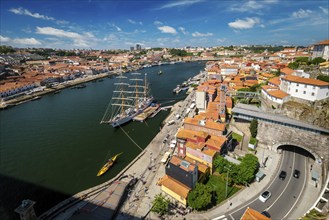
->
[97,152,123,176]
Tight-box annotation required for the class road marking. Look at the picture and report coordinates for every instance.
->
[266,148,296,210]
[282,155,307,219]
[211,215,227,220]
[230,150,287,215]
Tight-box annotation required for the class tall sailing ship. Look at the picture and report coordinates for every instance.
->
[100,73,153,127]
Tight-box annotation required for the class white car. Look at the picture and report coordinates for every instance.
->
[259,191,271,202]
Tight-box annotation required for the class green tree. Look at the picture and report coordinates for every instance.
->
[213,156,231,173]
[249,119,258,138]
[169,49,188,56]
[311,57,325,65]
[235,154,259,185]
[288,62,299,69]
[0,45,15,54]
[151,193,170,216]
[188,183,212,210]
[317,75,329,83]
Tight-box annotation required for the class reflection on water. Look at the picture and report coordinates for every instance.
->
[0,61,205,218]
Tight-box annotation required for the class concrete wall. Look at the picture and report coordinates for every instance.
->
[256,120,329,167]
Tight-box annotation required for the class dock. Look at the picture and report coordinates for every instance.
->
[133,104,160,122]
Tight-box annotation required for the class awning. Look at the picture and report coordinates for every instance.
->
[255,170,265,182]
[311,170,319,181]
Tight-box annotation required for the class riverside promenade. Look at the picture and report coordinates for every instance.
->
[38,88,196,219]
[0,72,112,109]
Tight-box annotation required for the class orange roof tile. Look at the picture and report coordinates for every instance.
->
[176,128,209,140]
[203,147,217,157]
[283,75,329,86]
[268,77,280,86]
[314,39,329,45]
[159,175,191,199]
[184,118,226,131]
[280,67,294,75]
[186,141,205,150]
[261,85,278,91]
[206,135,226,149]
[184,156,209,173]
[241,207,271,220]
[169,155,196,172]
[267,90,289,99]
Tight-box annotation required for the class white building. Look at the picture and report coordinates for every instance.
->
[280,75,329,101]
[195,91,207,112]
[261,85,289,104]
[312,39,329,61]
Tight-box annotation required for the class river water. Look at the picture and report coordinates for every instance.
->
[0,61,205,219]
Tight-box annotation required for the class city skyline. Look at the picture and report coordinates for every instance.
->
[0,0,328,49]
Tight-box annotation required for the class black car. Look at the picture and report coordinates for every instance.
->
[279,170,287,180]
[293,169,300,178]
[261,211,271,218]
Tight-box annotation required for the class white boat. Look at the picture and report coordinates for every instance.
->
[100,73,153,127]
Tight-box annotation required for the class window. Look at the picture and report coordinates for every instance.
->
[303,91,306,94]
[296,83,299,86]
[296,89,298,92]
[313,86,315,90]
[304,85,307,88]
[311,92,315,96]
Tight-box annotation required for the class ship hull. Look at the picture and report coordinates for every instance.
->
[110,97,154,128]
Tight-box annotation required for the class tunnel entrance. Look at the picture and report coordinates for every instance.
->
[277,145,316,161]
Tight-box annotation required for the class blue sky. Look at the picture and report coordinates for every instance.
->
[0,0,328,49]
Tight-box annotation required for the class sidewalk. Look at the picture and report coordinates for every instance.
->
[183,148,281,220]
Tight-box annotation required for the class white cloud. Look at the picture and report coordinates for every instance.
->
[292,9,313,18]
[229,0,277,12]
[158,26,177,34]
[114,24,122,31]
[154,20,163,25]
[217,38,227,43]
[36,27,81,38]
[179,27,188,35]
[13,38,42,45]
[36,26,94,47]
[9,7,54,20]
[128,19,143,25]
[0,35,11,42]
[228,17,260,29]
[192,32,213,37]
[319,6,328,15]
[0,35,41,46]
[159,0,204,9]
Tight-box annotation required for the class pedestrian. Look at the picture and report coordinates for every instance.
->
[311,165,313,171]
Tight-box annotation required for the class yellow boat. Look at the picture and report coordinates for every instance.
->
[97,152,123,176]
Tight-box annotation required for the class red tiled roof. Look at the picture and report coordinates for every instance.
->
[280,67,294,75]
[268,77,280,86]
[159,175,191,198]
[241,207,271,220]
[314,39,329,45]
[282,75,329,86]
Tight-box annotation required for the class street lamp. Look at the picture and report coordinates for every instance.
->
[225,166,231,198]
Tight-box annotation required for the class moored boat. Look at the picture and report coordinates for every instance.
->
[100,73,154,127]
[97,152,123,176]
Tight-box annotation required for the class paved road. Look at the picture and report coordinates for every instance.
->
[225,147,307,219]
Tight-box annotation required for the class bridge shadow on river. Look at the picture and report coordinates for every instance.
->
[0,174,141,220]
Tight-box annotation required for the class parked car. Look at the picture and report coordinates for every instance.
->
[261,211,271,218]
[279,170,287,180]
[259,191,271,202]
[293,169,300,178]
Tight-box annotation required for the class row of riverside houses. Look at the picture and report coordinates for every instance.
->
[155,41,329,207]
[157,78,233,206]
[0,56,110,102]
